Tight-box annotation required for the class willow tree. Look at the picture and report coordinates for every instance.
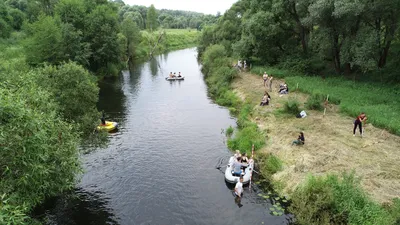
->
[146,4,158,31]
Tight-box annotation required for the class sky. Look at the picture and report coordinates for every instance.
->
[122,0,238,15]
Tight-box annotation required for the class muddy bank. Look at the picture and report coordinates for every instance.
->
[232,72,400,204]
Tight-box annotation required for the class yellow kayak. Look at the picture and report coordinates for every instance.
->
[97,121,118,132]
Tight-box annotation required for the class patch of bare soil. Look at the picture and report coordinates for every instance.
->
[232,72,400,203]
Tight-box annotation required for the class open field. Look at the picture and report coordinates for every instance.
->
[232,72,400,204]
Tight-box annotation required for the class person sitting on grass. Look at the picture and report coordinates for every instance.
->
[279,83,289,94]
[292,132,305,145]
[260,91,271,106]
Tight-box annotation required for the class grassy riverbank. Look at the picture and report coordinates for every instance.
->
[200,44,400,224]
[251,67,400,136]
[136,29,199,59]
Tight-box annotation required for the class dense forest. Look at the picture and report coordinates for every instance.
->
[0,0,208,224]
[199,0,400,83]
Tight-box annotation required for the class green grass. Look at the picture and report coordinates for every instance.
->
[251,66,400,135]
[290,172,397,225]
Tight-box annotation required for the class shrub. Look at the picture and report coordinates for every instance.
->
[258,153,283,176]
[227,123,265,155]
[225,126,234,137]
[306,93,324,111]
[284,98,300,115]
[289,173,395,225]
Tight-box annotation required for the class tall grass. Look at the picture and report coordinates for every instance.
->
[290,172,396,225]
[251,66,400,135]
[201,45,266,156]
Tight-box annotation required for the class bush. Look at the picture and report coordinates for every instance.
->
[258,153,283,176]
[225,126,234,137]
[290,173,395,225]
[227,123,265,156]
[305,93,324,111]
[284,98,300,115]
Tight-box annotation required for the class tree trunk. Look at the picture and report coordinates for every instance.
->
[332,33,341,74]
[378,16,398,68]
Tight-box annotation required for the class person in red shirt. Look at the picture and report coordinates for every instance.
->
[353,112,367,136]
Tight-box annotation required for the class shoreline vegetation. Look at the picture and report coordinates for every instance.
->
[199,44,400,224]
[1,0,206,223]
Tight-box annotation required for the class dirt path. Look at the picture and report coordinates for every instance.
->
[232,72,400,203]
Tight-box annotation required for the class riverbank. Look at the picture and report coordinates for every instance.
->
[232,72,400,204]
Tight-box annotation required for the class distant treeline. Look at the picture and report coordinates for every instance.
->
[0,0,208,77]
[115,1,218,30]
[198,0,400,83]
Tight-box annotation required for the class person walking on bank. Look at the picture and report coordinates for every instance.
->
[262,72,268,87]
[268,75,273,91]
[353,112,367,137]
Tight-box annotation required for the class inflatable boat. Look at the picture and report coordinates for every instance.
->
[165,76,185,81]
[97,121,118,132]
[225,156,254,184]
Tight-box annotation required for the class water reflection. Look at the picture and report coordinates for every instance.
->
[149,57,159,77]
[34,189,118,225]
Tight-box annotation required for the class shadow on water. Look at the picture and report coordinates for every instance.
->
[33,189,119,225]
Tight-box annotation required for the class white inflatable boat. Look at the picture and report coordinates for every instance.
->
[225,156,254,184]
[165,76,185,81]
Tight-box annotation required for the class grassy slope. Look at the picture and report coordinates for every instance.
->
[251,67,400,135]
[232,72,400,204]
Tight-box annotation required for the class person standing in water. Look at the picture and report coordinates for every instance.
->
[100,112,106,125]
[235,176,244,198]
[353,112,367,136]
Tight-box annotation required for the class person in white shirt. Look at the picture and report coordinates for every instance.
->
[235,177,244,198]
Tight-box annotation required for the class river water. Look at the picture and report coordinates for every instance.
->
[36,48,292,225]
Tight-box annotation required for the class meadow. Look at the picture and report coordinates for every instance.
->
[251,66,400,135]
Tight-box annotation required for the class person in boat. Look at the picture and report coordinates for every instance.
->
[260,91,271,106]
[177,72,182,78]
[169,72,173,78]
[241,152,249,171]
[232,157,244,176]
[100,112,106,125]
[292,132,305,145]
[234,150,241,159]
[235,176,244,198]
[172,72,177,78]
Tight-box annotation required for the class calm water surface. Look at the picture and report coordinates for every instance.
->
[37,48,292,225]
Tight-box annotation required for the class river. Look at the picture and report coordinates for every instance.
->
[35,48,292,225]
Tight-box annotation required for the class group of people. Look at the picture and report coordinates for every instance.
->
[169,72,182,78]
[230,150,253,198]
[237,60,247,69]
[262,72,273,91]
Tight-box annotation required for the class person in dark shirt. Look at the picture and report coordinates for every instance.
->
[101,112,106,125]
[292,132,305,145]
[353,112,367,137]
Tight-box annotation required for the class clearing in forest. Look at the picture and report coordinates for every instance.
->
[232,72,400,204]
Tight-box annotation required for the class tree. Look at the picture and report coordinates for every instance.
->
[37,62,100,133]
[85,4,122,76]
[24,14,62,66]
[121,16,141,60]
[146,4,158,31]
